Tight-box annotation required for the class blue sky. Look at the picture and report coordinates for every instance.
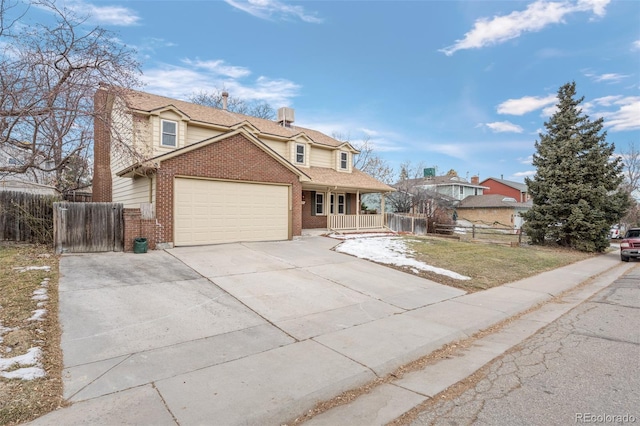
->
[25,0,640,182]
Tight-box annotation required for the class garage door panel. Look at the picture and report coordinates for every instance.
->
[174,178,289,246]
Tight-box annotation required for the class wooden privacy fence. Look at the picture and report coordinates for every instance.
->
[53,202,124,253]
[0,191,58,244]
[386,213,428,235]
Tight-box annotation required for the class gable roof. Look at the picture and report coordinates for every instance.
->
[457,194,532,209]
[119,88,351,150]
[481,177,528,193]
[116,128,310,181]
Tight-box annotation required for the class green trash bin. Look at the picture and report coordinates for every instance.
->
[133,237,148,254]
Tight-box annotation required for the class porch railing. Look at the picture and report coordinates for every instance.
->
[329,214,384,231]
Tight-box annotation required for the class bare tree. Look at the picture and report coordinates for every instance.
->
[386,161,425,213]
[0,0,140,193]
[622,141,640,196]
[621,141,640,226]
[189,89,275,120]
[331,133,394,184]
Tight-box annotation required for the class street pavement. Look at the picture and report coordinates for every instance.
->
[27,237,636,426]
[402,264,639,426]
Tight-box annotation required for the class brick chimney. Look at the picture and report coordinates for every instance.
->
[92,87,113,202]
[471,176,479,185]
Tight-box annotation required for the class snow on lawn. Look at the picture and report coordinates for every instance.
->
[335,236,470,281]
[0,275,49,381]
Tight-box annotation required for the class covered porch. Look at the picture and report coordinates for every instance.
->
[299,167,395,233]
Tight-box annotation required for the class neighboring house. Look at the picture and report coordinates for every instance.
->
[1,142,57,195]
[0,179,59,196]
[404,174,487,201]
[93,87,394,248]
[456,194,532,231]
[480,177,529,203]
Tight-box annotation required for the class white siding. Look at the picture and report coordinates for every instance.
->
[185,125,224,146]
[310,147,333,168]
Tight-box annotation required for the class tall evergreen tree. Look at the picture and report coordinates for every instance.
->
[523,82,629,252]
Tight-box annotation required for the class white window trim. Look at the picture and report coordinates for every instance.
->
[315,192,325,215]
[330,193,346,215]
[339,151,349,170]
[161,119,178,147]
[295,143,306,165]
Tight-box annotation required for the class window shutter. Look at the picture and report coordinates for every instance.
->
[310,191,316,216]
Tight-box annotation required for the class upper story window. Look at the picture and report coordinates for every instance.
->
[339,151,349,170]
[295,144,306,164]
[459,186,464,196]
[161,120,177,147]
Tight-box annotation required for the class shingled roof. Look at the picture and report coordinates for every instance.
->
[457,194,532,209]
[121,88,348,149]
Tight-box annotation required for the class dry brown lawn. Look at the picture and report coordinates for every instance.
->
[402,235,596,292]
[0,243,65,426]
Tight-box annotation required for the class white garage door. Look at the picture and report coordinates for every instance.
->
[174,178,289,246]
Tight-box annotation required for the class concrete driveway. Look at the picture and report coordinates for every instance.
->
[57,236,464,408]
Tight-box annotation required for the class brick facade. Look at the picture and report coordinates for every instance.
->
[481,178,527,202]
[301,190,361,229]
[154,133,302,246]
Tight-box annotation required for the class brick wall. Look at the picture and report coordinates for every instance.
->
[457,207,515,227]
[302,191,328,229]
[155,133,302,246]
[92,88,113,202]
[123,208,161,252]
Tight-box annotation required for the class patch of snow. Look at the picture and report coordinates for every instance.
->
[32,287,49,301]
[1,366,46,380]
[13,266,51,273]
[27,309,47,321]
[0,347,42,371]
[336,237,471,281]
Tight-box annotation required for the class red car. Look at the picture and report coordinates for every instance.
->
[620,228,640,262]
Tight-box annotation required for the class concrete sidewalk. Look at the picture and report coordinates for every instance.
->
[28,237,636,426]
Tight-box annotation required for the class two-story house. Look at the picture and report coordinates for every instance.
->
[420,175,487,201]
[92,86,394,248]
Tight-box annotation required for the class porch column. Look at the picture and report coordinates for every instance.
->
[327,188,332,231]
[381,192,386,228]
[356,190,360,231]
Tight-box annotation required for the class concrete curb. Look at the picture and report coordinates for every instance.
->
[300,261,637,426]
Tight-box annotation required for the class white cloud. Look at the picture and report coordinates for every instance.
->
[485,121,524,133]
[182,59,251,79]
[142,60,300,106]
[584,72,629,84]
[64,0,141,26]
[518,155,534,165]
[513,170,536,178]
[497,94,557,115]
[224,0,322,23]
[440,0,611,56]
[633,40,640,50]
[597,96,640,132]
